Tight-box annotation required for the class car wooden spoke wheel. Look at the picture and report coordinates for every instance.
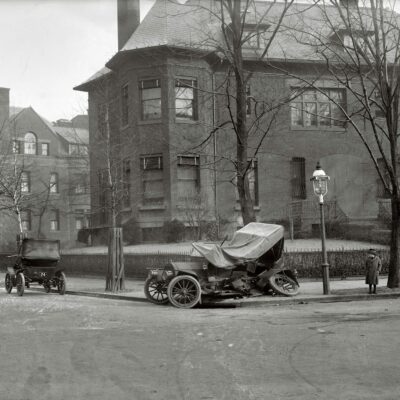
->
[5,273,13,294]
[144,277,169,305]
[16,273,25,297]
[57,272,66,295]
[268,273,299,297]
[167,275,201,309]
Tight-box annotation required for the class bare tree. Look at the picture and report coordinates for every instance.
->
[83,72,144,292]
[277,0,400,287]
[172,0,295,226]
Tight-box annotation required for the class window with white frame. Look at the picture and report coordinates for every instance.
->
[177,155,200,202]
[75,209,90,230]
[377,158,391,198]
[41,143,49,156]
[123,158,131,208]
[21,171,30,193]
[373,91,385,118]
[140,155,164,205]
[243,29,260,48]
[12,140,20,154]
[140,79,161,120]
[69,143,88,156]
[175,78,198,120]
[69,144,79,155]
[246,85,252,115]
[121,84,129,126]
[343,32,373,55]
[290,88,346,128]
[248,160,258,206]
[97,170,108,225]
[21,210,31,231]
[235,160,259,206]
[291,157,306,199]
[50,173,58,193]
[24,132,37,155]
[74,175,89,194]
[50,209,60,231]
[98,103,108,137]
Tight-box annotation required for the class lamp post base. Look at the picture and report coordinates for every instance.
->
[321,263,330,295]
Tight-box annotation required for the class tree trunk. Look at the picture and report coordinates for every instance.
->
[231,0,256,226]
[387,195,400,288]
[105,227,125,292]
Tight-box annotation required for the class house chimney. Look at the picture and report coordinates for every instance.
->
[118,0,140,50]
[0,87,10,132]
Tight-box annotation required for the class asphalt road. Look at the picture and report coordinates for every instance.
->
[0,291,399,400]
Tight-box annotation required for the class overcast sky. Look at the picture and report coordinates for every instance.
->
[0,0,155,122]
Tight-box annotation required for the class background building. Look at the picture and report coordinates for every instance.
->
[75,0,388,242]
[0,87,90,250]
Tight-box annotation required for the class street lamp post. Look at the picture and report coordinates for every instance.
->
[311,162,331,295]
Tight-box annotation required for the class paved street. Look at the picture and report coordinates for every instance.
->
[0,291,399,400]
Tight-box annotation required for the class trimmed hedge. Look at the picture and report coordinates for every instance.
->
[0,249,389,280]
[283,249,389,279]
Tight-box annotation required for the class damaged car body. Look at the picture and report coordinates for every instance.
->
[144,223,299,308]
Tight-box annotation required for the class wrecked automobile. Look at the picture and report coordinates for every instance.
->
[144,223,299,308]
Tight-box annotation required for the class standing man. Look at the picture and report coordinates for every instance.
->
[365,249,382,294]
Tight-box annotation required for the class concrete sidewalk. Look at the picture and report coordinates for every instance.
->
[49,275,400,307]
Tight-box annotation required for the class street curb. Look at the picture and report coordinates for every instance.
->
[235,291,400,308]
[44,288,400,307]
[27,287,148,303]
[64,290,148,302]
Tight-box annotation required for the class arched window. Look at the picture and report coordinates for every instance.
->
[24,132,37,155]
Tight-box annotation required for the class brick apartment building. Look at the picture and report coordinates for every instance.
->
[75,0,389,242]
[0,87,90,250]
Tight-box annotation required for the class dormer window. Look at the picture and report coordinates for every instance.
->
[69,143,88,156]
[244,23,269,49]
[24,132,37,155]
[226,22,269,49]
[332,29,373,55]
[243,29,260,48]
[343,33,372,53]
[373,91,385,118]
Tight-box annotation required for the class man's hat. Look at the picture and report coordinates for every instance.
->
[368,249,377,255]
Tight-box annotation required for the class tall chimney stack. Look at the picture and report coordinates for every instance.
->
[0,87,10,133]
[118,0,140,50]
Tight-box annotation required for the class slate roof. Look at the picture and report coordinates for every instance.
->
[74,66,112,91]
[53,125,89,145]
[9,107,89,145]
[77,0,397,89]
[114,0,343,61]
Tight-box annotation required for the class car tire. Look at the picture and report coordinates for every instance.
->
[144,277,169,305]
[268,273,299,297]
[16,273,25,297]
[5,273,13,294]
[167,275,201,309]
[57,272,66,295]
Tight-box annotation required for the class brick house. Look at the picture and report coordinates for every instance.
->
[0,87,90,250]
[75,0,388,242]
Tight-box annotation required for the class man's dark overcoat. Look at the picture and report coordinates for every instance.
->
[365,255,382,285]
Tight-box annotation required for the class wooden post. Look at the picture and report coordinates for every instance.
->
[105,227,125,292]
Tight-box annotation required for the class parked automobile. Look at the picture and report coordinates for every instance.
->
[4,238,66,296]
[144,223,299,308]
